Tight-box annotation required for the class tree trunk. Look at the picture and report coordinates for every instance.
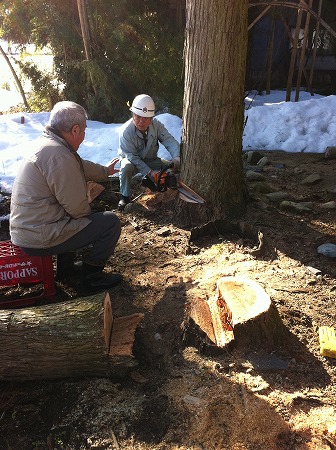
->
[183,277,287,353]
[76,0,97,95]
[0,45,29,111]
[179,0,249,226]
[0,293,144,381]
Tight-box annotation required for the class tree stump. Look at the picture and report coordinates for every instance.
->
[0,293,144,381]
[183,277,286,353]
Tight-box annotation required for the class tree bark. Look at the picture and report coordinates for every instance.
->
[0,45,29,111]
[179,0,248,226]
[0,293,144,381]
[183,277,287,353]
[76,0,97,95]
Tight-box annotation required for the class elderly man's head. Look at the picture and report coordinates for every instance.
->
[129,94,155,132]
[49,101,87,150]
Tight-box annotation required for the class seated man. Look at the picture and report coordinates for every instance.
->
[9,100,122,289]
[117,94,180,210]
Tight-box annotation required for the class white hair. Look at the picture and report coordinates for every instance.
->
[49,101,88,132]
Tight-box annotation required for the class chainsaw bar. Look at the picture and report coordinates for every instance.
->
[177,180,206,204]
[141,166,205,204]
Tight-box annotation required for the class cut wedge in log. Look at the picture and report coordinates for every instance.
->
[184,276,286,352]
[0,292,144,381]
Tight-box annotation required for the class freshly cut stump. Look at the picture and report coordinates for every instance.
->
[184,277,286,352]
[0,292,144,380]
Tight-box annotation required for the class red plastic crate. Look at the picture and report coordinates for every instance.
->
[0,241,56,308]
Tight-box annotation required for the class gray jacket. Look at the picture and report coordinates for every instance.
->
[118,117,180,175]
[10,128,110,249]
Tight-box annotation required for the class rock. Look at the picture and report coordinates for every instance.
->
[265,191,290,202]
[257,156,269,167]
[301,173,322,185]
[325,146,336,159]
[249,182,273,194]
[246,170,265,181]
[317,243,336,258]
[280,201,313,213]
[246,151,263,164]
[124,202,147,213]
[327,185,336,195]
[320,201,336,210]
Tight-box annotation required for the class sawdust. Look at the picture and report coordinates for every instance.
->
[1,151,336,449]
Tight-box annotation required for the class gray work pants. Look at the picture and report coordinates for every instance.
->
[21,211,121,266]
[119,157,171,197]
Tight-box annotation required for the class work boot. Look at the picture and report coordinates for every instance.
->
[118,195,130,211]
[82,262,122,290]
[56,252,79,280]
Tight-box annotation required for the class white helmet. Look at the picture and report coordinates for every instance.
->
[130,94,155,118]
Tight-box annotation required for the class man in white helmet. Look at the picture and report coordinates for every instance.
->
[117,94,180,210]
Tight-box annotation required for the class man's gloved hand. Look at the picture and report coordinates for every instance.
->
[172,157,180,169]
[148,170,160,183]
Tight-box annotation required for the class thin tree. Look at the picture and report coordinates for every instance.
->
[179,0,249,225]
[0,45,29,111]
[76,0,97,95]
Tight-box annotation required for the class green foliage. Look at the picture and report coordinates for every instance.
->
[16,60,62,110]
[1,0,184,122]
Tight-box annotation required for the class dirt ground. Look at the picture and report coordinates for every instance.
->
[1,150,336,450]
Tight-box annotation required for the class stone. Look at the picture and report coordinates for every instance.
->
[246,151,263,165]
[246,170,265,181]
[327,185,336,195]
[301,173,322,185]
[265,191,290,202]
[325,146,336,159]
[280,201,313,213]
[320,201,336,210]
[257,156,269,167]
[317,243,336,258]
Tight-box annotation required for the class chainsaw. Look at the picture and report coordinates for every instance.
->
[141,164,205,204]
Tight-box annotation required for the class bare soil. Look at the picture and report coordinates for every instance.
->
[1,151,336,450]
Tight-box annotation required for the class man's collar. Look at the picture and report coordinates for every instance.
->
[44,125,77,153]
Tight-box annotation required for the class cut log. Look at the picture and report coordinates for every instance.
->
[183,277,287,353]
[0,292,144,381]
[86,181,105,203]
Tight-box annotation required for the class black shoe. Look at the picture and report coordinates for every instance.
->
[84,271,123,290]
[118,196,130,211]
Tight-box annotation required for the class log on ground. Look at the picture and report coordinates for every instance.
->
[183,276,287,353]
[0,292,144,381]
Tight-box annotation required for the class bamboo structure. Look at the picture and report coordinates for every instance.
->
[308,0,323,92]
[286,2,304,101]
[248,0,335,100]
[295,0,313,101]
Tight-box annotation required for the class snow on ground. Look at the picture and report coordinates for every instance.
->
[0,89,335,194]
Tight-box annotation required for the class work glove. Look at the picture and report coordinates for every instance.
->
[172,157,180,170]
[148,170,160,183]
